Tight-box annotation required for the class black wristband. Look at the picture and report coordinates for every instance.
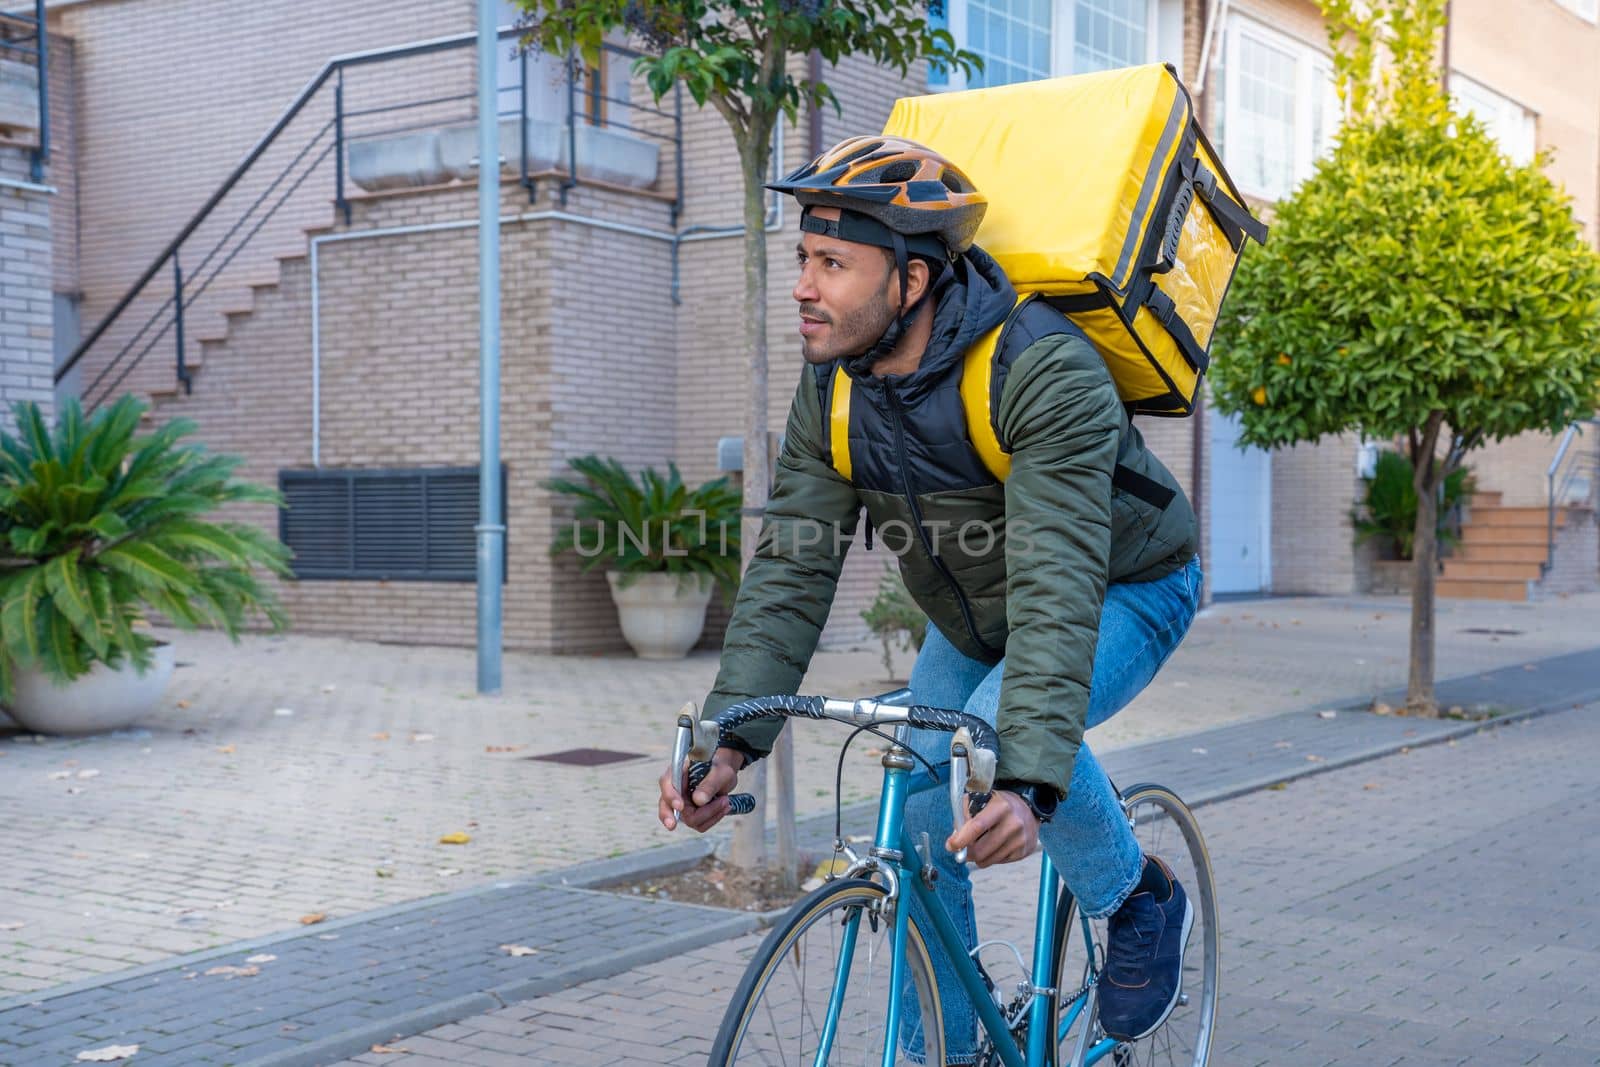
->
[994,779,1060,823]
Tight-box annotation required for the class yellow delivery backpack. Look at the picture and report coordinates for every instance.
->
[884,63,1267,417]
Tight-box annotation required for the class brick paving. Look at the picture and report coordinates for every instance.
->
[4,592,1597,999]
[2,644,1597,1065]
[335,702,1600,1067]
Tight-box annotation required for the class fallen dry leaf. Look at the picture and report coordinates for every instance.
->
[299,912,327,925]
[76,1045,139,1062]
[370,1044,411,1054]
[1267,782,1288,791]
[1363,783,1380,791]
[1372,702,1393,716]
[175,700,190,709]
[438,832,471,845]
[371,732,390,741]
[375,868,395,878]
[245,954,276,964]
[203,965,259,979]
[216,745,236,755]
[500,944,539,957]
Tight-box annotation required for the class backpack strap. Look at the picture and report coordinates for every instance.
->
[826,363,854,482]
[964,293,1176,511]
[960,299,1024,481]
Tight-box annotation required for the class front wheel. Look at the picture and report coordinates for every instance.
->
[709,877,945,1066]
[1050,783,1220,1067]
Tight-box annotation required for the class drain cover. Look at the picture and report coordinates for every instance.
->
[525,747,647,767]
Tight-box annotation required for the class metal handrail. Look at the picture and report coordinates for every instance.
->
[56,27,489,384]
[1545,418,1599,574]
[0,0,49,181]
[58,27,681,401]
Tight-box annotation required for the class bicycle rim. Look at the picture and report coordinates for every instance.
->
[709,877,945,1067]
[1051,784,1219,1067]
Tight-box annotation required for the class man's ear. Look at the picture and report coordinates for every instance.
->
[905,258,933,308]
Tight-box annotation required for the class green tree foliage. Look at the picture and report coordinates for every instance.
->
[0,397,290,700]
[1211,0,1600,711]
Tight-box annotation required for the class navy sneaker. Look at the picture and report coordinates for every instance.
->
[1097,857,1193,1042]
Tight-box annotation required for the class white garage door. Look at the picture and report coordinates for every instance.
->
[1208,409,1272,594]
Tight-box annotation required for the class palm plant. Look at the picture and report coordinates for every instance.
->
[0,397,290,700]
[546,455,741,598]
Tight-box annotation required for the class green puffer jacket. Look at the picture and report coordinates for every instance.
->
[704,247,1198,797]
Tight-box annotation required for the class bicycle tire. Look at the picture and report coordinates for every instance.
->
[709,877,945,1066]
[1049,783,1220,1067]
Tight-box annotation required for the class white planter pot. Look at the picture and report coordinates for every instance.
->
[3,643,176,736]
[606,571,714,660]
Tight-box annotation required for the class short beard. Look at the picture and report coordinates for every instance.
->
[801,273,899,364]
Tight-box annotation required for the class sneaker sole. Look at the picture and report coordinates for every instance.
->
[1120,895,1195,1042]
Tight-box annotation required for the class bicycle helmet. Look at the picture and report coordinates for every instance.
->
[769,136,989,364]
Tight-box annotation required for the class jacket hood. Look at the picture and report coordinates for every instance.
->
[844,244,1016,399]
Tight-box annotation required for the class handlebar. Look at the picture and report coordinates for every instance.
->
[668,694,999,861]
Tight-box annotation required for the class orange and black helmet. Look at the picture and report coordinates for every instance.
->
[767,135,987,257]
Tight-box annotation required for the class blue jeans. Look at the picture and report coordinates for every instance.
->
[898,557,1202,1064]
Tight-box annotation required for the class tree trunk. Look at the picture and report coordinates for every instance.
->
[729,134,782,873]
[1405,413,1445,715]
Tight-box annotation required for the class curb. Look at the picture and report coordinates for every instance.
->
[240,915,766,1067]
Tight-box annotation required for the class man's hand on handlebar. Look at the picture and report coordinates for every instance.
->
[658,747,744,833]
[946,789,1040,868]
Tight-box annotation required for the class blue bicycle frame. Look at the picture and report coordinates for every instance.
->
[820,728,1122,1067]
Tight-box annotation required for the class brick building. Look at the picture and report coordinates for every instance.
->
[33,0,1600,654]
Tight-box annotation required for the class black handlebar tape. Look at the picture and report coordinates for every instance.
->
[685,759,756,816]
[713,695,1000,762]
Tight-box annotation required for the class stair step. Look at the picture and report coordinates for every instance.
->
[1436,576,1530,601]
[1472,506,1565,529]
[1453,541,1549,564]
[1466,490,1504,507]
[1440,560,1544,580]
[1461,525,1548,546]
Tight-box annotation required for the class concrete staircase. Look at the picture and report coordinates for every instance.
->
[1439,490,1570,601]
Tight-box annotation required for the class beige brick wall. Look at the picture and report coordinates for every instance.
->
[0,145,53,428]
[1269,433,1364,594]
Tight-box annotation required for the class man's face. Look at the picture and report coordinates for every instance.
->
[792,206,898,364]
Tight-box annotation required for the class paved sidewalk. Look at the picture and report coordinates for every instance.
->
[3,646,1597,1066]
[4,592,1598,999]
[334,699,1600,1067]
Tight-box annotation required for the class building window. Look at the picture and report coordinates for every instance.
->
[279,467,504,582]
[1072,0,1149,73]
[930,0,1180,90]
[1221,17,1339,201]
[1450,73,1537,166]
